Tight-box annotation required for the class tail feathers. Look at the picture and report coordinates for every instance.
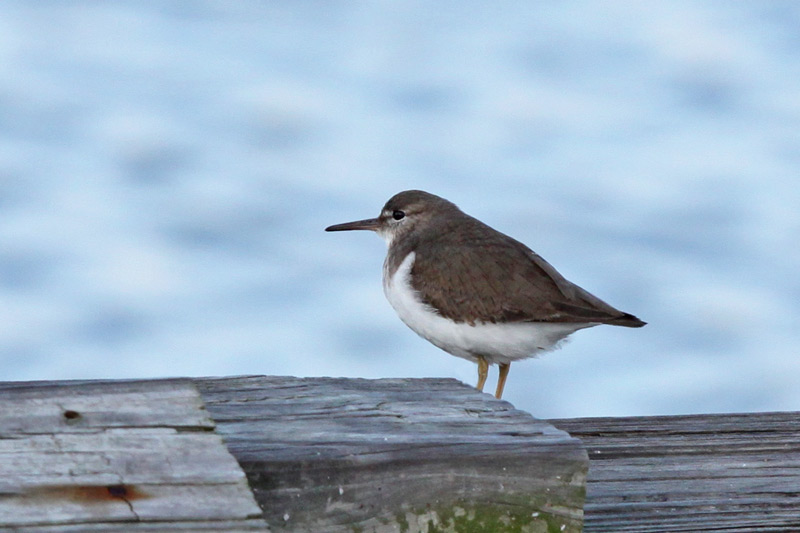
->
[552,301,646,327]
[608,312,647,328]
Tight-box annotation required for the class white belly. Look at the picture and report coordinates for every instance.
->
[383,252,595,365]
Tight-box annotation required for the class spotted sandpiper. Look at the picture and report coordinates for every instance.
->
[326,190,645,399]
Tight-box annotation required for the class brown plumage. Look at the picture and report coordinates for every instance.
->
[382,190,645,328]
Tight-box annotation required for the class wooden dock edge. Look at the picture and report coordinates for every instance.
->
[196,375,587,533]
[0,375,587,532]
[550,411,800,532]
[7,375,795,531]
[0,377,267,532]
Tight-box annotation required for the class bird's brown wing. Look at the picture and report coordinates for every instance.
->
[410,217,645,327]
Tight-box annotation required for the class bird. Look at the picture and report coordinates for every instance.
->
[325,190,645,399]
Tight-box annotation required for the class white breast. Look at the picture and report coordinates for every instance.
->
[382,252,595,365]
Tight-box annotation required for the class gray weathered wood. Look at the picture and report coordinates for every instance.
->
[0,379,267,532]
[0,378,213,434]
[551,411,800,532]
[197,375,588,533]
[6,374,798,531]
[10,521,270,532]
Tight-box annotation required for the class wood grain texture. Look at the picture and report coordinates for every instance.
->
[197,375,588,533]
[0,379,266,532]
[12,521,269,532]
[550,411,800,532]
[5,375,796,531]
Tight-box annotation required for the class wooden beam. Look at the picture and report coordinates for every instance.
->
[0,379,266,531]
[6,375,799,531]
[0,376,586,532]
[198,375,588,532]
[551,411,800,532]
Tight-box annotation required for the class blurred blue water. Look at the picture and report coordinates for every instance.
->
[1,1,798,417]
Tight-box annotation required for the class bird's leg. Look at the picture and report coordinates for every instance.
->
[495,362,510,399]
[476,356,489,392]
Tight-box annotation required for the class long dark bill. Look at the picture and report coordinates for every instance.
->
[325,218,381,232]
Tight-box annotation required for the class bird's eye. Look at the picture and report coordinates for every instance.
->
[392,210,406,220]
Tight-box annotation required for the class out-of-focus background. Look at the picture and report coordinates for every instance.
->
[1,1,798,418]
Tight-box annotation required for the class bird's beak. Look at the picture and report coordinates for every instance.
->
[325,217,381,232]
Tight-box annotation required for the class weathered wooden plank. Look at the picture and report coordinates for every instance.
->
[7,374,798,531]
[1,430,247,486]
[12,520,270,532]
[551,411,800,532]
[0,379,267,531]
[0,379,213,434]
[198,375,588,533]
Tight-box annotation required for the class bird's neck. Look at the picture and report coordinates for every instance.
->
[384,231,420,281]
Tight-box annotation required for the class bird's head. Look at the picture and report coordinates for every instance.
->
[325,190,459,246]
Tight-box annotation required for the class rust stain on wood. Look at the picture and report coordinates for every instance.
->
[25,484,150,502]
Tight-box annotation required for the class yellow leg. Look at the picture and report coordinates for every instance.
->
[495,362,510,399]
[476,356,489,392]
